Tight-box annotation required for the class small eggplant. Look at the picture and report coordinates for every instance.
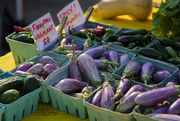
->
[122,61,141,79]
[150,114,180,121]
[119,54,130,66]
[117,35,138,44]
[152,70,171,83]
[26,63,43,75]
[121,84,144,100]
[14,70,31,76]
[81,86,96,95]
[167,98,180,115]
[66,50,82,56]
[141,62,155,84]
[40,56,60,68]
[100,51,109,59]
[83,44,111,59]
[54,78,87,94]
[69,40,83,81]
[70,92,81,98]
[17,62,34,72]
[58,43,83,51]
[154,103,170,114]
[78,53,101,87]
[135,86,179,107]
[60,37,71,46]
[108,50,120,69]
[43,64,58,75]
[112,78,131,100]
[165,82,176,87]
[116,91,141,113]
[91,90,103,107]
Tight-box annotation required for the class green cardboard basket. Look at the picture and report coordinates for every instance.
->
[6,32,38,63]
[0,104,5,121]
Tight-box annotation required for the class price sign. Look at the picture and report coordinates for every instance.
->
[57,0,85,34]
[29,12,57,51]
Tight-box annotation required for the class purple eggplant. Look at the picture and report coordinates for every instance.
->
[165,82,176,87]
[14,70,31,76]
[100,51,109,59]
[54,78,87,94]
[43,64,58,75]
[100,84,115,111]
[17,62,34,71]
[83,44,111,59]
[112,78,131,100]
[38,71,48,80]
[116,91,141,113]
[70,92,81,98]
[66,50,82,56]
[119,54,130,66]
[121,84,144,100]
[26,63,43,75]
[122,61,141,79]
[108,50,119,63]
[78,53,101,87]
[60,37,71,46]
[154,103,170,114]
[167,98,180,115]
[69,40,83,81]
[150,114,180,121]
[91,90,103,107]
[135,86,179,107]
[117,35,137,44]
[65,44,83,50]
[141,62,155,85]
[40,56,60,68]
[83,30,92,50]
[81,86,96,95]
[152,70,171,83]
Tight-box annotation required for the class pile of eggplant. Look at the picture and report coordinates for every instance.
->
[120,61,172,85]
[13,56,60,80]
[134,83,180,121]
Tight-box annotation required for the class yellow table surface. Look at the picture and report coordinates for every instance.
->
[0,0,161,120]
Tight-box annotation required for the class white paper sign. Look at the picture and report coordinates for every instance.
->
[57,0,85,34]
[29,12,57,51]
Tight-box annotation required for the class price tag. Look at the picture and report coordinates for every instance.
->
[57,0,85,34]
[29,12,57,51]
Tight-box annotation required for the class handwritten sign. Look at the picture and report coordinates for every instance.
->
[29,12,57,51]
[57,0,85,34]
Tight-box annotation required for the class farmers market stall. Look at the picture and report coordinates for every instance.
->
[1,0,180,121]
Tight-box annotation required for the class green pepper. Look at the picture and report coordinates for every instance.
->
[12,34,34,44]
[127,42,137,49]
[71,29,87,38]
[165,46,177,58]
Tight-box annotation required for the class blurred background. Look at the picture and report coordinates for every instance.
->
[0,0,100,56]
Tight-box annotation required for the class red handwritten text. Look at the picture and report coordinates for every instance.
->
[65,12,81,27]
[43,36,50,45]
[59,5,73,19]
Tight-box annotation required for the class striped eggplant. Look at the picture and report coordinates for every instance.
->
[135,86,179,107]
[17,62,34,72]
[154,103,170,114]
[43,63,58,75]
[78,53,101,87]
[60,37,71,46]
[122,61,141,79]
[152,70,171,83]
[40,56,60,68]
[70,40,83,81]
[100,84,115,111]
[83,44,111,59]
[100,51,109,59]
[54,78,87,94]
[108,50,120,69]
[165,82,176,87]
[66,50,82,56]
[26,63,43,75]
[141,62,155,84]
[112,78,131,100]
[150,114,180,121]
[119,54,130,66]
[121,84,144,100]
[14,70,31,76]
[91,90,103,107]
[116,91,141,113]
[167,98,180,114]
[70,92,81,98]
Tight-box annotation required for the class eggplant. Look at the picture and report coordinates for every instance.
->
[69,40,83,81]
[38,71,48,80]
[91,90,103,107]
[167,98,180,114]
[119,54,130,66]
[135,86,179,107]
[43,64,58,75]
[54,78,87,94]
[117,35,138,44]
[81,86,96,95]
[60,37,71,46]
[26,63,43,75]
[122,61,141,79]
[66,50,82,56]
[100,84,115,111]
[141,62,155,84]
[83,44,111,59]
[112,78,131,100]
[154,103,170,114]
[121,84,144,100]
[17,62,34,72]
[40,56,60,68]
[14,70,31,76]
[165,82,176,87]
[70,92,81,98]
[58,44,83,51]
[100,51,109,59]
[108,50,119,63]
[152,70,171,83]
[78,53,101,87]
[150,114,180,121]
[116,91,141,113]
